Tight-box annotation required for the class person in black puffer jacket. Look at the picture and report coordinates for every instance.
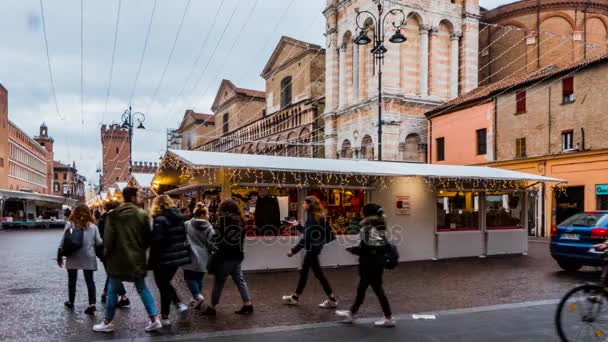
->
[201,199,253,316]
[335,203,394,328]
[150,195,191,325]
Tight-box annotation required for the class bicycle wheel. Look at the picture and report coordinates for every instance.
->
[556,284,608,342]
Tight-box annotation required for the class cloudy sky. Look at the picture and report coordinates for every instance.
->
[0,0,512,185]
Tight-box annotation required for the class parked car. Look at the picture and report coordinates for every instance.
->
[550,211,608,271]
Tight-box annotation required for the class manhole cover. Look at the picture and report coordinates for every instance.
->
[8,288,41,295]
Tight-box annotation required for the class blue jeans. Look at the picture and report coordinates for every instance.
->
[211,260,251,306]
[183,270,205,299]
[105,276,158,320]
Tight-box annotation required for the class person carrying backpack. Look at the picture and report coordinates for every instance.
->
[57,204,102,315]
[149,195,191,326]
[336,203,395,327]
[282,196,337,308]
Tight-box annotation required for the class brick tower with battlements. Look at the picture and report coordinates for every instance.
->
[100,124,131,190]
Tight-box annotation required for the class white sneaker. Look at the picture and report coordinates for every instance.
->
[144,319,162,332]
[319,299,338,309]
[176,303,189,314]
[335,310,353,323]
[93,321,115,333]
[282,295,299,305]
[160,317,171,326]
[374,318,396,328]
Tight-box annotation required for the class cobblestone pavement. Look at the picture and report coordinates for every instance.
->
[0,230,595,341]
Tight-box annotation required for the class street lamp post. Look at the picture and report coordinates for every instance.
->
[121,106,146,173]
[354,0,407,161]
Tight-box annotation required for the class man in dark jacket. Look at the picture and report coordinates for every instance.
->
[150,203,191,324]
[93,187,162,333]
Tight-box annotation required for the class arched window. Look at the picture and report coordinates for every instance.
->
[280,76,292,108]
[360,135,373,160]
[341,139,353,159]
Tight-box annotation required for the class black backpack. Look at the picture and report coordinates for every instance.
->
[384,240,399,270]
[61,226,84,256]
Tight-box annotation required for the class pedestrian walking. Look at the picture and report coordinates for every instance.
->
[57,204,102,315]
[97,200,129,308]
[93,187,161,333]
[282,196,338,308]
[182,202,215,309]
[201,199,253,316]
[335,203,395,327]
[150,195,191,326]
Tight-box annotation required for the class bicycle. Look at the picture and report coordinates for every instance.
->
[556,248,608,341]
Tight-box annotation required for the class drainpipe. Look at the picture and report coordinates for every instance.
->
[536,0,541,69]
[493,97,498,160]
[581,127,586,151]
[548,87,552,154]
[428,119,433,163]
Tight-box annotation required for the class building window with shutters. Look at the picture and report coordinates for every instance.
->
[476,129,487,155]
[223,113,229,134]
[515,90,526,114]
[436,137,445,161]
[562,77,575,104]
[280,76,292,109]
[562,130,574,151]
[516,138,526,158]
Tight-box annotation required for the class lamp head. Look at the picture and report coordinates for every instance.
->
[354,29,371,45]
[389,29,407,44]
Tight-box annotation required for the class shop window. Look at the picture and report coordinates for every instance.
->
[562,130,574,151]
[515,90,526,113]
[436,137,445,161]
[515,138,526,158]
[116,147,119,155]
[436,191,480,231]
[476,129,487,155]
[0,157,3,168]
[53,183,59,192]
[485,192,524,230]
[562,77,575,104]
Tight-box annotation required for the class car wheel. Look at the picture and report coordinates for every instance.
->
[557,260,583,272]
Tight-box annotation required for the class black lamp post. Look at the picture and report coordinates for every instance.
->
[121,106,146,173]
[354,0,407,161]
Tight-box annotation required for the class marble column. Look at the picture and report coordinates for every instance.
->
[450,32,462,99]
[338,44,346,109]
[419,25,430,97]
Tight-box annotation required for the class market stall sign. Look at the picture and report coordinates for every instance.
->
[395,196,410,215]
[597,185,608,196]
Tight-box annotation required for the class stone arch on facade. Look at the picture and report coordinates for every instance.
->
[247,144,255,154]
[539,15,574,67]
[487,23,528,83]
[360,134,373,160]
[586,16,608,58]
[401,12,422,94]
[340,139,353,159]
[274,135,284,156]
[341,30,354,106]
[286,131,298,156]
[539,12,576,30]
[429,19,455,99]
[403,133,422,161]
[298,127,311,157]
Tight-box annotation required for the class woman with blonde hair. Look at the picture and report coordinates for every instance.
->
[149,195,191,325]
[182,202,215,309]
[57,204,102,315]
[282,196,337,308]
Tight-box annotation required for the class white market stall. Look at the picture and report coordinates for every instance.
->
[153,150,563,271]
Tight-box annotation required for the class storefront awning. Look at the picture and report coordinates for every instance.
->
[166,150,564,183]
[0,189,77,206]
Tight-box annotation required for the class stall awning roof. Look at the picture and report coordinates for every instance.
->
[164,184,219,196]
[0,189,77,206]
[131,173,155,189]
[167,150,564,183]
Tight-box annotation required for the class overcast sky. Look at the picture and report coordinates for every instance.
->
[0,0,512,185]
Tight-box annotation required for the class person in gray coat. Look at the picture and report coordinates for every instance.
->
[182,202,215,309]
[57,204,102,315]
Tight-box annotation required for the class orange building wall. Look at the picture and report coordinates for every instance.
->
[429,101,494,165]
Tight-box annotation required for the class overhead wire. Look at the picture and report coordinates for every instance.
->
[128,0,158,106]
[39,0,63,120]
[102,0,122,124]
